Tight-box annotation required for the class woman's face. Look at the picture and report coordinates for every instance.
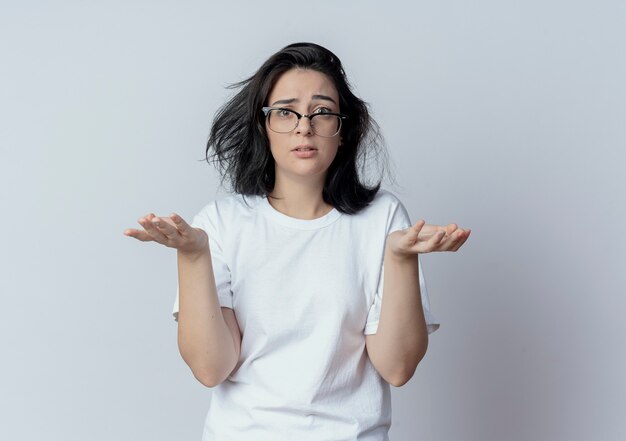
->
[265,68,342,185]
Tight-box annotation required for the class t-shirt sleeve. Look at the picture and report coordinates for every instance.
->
[364,198,440,335]
[172,206,233,322]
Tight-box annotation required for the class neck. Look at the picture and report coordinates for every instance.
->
[268,174,333,220]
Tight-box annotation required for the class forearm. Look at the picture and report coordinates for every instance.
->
[375,247,429,383]
[177,248,238,387]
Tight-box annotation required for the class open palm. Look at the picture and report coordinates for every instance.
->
[386,220,471,256]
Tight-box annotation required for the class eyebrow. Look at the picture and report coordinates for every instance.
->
[271,95,337,106]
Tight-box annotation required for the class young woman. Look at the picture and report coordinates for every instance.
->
[124,42,470,441]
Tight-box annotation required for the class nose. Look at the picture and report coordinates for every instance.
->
[294,115,314,135]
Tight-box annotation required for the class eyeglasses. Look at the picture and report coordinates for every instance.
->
[262,107,348,138]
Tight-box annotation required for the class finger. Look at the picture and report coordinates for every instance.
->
[441,229,467,252]
[170,213,192,235]
[445,223,458,237]
[428,229,447,248]
[408,219,426,236]
[150,217,178,240]
[403,220,425,247]
[123,228,156,242]
[138,216,169,242]
[451,229,471,251]
[419,223,452,240]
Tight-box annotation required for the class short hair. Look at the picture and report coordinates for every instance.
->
[206,42,394,215]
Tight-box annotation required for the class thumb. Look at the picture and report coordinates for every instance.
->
[410,219,426,236]
[403,220,425,246]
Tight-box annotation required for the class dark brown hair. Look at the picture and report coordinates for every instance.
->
[206,42,391,214]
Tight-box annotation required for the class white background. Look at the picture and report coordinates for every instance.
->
[1,1,624,440]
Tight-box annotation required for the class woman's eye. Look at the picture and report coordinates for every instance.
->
[314,107,331,114]
[277,109,292,117]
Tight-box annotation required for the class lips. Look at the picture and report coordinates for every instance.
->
[292,145,317,151]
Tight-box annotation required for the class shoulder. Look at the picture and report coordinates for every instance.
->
[371,188,405,207]
[354,188,412,233]
[357,188,407,218]
[192,193,261,230]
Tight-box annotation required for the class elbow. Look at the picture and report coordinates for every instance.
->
[193,367,226,388]
[177,344,236,388]
[178,354,225,388]
[188,355,238,388]
[195,372,219,388]
[388,367,415,387]
[389,376,410,388]
[389,348,429,388]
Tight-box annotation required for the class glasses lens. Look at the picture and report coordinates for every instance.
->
[268,109,298,133]
[266,109,342,137]
[311,114,341,137]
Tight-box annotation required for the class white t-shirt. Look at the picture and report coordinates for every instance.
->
[173,189,439,441]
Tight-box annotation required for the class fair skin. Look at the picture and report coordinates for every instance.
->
[125,214,240,388]
[368,220,470,386]
[264,68,341,219]
[123,67,471,387]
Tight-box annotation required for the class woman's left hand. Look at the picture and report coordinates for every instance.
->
[386,220,471,257]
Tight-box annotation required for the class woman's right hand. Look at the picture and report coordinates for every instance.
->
[124,213,208,258]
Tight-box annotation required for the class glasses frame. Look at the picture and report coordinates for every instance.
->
[261,106,348,138]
